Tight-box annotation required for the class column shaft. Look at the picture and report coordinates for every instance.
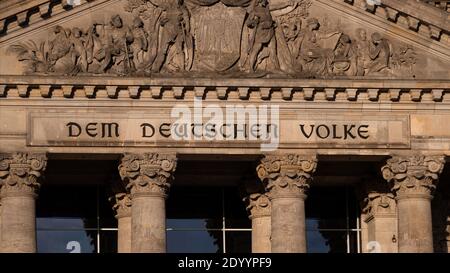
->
[397,196,433,252]
[0,195,36,252]
[131,195,166,252]
[117,216,132,253]
[271,197,306,252]
[251,216,271,253]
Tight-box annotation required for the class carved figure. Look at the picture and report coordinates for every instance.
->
[298,18,340,76]
[280,15,302,61]
[94,14,134,74]
[354,28,371,76]
[47,26,72,68]
[332,34,353,75]
[130,17,149,69]
[244,0,280,73]
[7,0,419,78]
[368,32,391,74]
[150,0,193,73]
[70,27,89,73]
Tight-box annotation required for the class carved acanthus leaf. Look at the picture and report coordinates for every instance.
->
[118,153,177,197]
[257,154,317,198]
[109,192,132,218]
[381,155,445,197]
[0,153,47,197]
[357,178,396,217]
[243,192,271,218]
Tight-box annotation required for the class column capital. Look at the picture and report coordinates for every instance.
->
[0,152,47,197]
[109,192,132,219]
[118,153,177,198]
[244,192,271,219]
[357,178,396,222]
[381,155,445,199]
[256,154,317,198]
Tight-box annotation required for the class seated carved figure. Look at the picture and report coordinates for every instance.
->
[332,34,355,75]
[47,26,77,74]
[298,18,340,76]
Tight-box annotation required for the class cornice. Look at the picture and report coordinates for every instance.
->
[0,75,448,102]
[0,0,104,41]
[337,0,449,43]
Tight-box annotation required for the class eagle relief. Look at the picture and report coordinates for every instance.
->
[8,0,417,78]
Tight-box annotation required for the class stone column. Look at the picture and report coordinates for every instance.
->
[0,153,47,253]
[257,154,317,253]
[381,155,445,253]
[110,192,132,253]
[243,192,271,253]
[118,153,177,253]
[358,178,398,253]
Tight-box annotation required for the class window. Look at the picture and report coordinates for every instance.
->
[36,185,116,253]
[36,185,360,253]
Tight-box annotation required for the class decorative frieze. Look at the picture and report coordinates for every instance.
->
[257,154,317,198]
[381,155,446,198]
[118,153,177,198]
[0,152,47,197]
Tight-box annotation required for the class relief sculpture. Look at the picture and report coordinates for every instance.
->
[8,0,418,78]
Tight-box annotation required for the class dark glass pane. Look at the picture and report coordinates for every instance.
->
[348,231,359,253]
[347,190,359,229]
[306,187,347,230]
[167,230,223,253]
[37,230,97,253]
[167,187,222,229]
[225,231,251,253]
[307,230,348,253]
[99,231,118,253]
[36,185,97,229]
[98,186,118,229]
[224,188,251,229]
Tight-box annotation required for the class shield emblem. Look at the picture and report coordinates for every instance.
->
[190,3,246,72]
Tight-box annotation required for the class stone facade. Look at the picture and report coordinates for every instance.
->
[0,0,449,253]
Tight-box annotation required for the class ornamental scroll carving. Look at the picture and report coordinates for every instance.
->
[118,153,177,197]
[381,155,446,197]
[357,178,396,220]
[256,154,317,198]
[244,192,271,218]
[0,153,47,197]
[109,192,132,218]
[8,0,418,78]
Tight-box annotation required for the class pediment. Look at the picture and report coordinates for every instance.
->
[0,0,449,79]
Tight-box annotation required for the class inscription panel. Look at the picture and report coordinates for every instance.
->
[28,112,410,149]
